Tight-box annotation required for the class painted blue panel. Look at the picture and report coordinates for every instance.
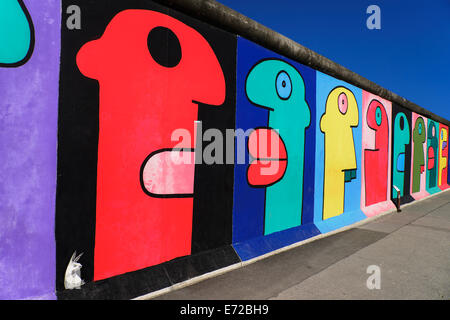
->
[232,36,318,250]
[314,72,366,234]
[233,223,321,261]
[232,37,269,243]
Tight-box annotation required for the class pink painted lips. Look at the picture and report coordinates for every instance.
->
[247,128,287,186]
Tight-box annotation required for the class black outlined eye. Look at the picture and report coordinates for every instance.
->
[147,26,181,68]
[275,71,292,100]
[399,116,404,131]
[338,92,348,115]
[375,106,382,126]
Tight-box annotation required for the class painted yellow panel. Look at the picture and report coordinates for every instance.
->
[320,87,359,219]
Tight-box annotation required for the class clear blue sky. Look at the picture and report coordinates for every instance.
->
[216,0,450,120]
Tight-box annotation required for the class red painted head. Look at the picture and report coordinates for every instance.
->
[366,99,388,149]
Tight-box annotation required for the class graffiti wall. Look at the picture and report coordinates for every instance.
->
[410,113,429,200]
[0,0,448,299]
[438,124,449,190]
[232,38,320,261]
[56,0,237,290]
[391,104,415,204]
[313,73,366,233]
[426,119,442,194]
[360,92,396,216]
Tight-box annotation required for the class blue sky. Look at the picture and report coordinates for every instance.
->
[216,0,450,120]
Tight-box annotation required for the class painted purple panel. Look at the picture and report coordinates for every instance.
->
[0,0,60,299]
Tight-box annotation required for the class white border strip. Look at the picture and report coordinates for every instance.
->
[133,188,450,300]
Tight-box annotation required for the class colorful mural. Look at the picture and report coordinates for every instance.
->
[426,119,442,194]
[410,113,429,200]
[314,73,366,233]
[448,137,450,185]
[360,92,395,216]
[246,59,310,234]
[56,0,236,288]
[391,104,414,204]
[78,9,226,281]
[438,124,449,189]
[0,0,448,300]
[232,38,319,261]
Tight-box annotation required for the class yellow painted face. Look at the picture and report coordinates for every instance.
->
[320,86,359,172]
[440,127,448,152]
[320,86,359,220]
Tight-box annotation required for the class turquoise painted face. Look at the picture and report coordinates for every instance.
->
[0,0,34,66]
[246,59,310,128]
[245,59,311,235]
[392,112,410,197]
[427,120,438,189]
[412,117,426,193]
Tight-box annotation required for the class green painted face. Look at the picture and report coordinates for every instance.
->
[412,117,426,193]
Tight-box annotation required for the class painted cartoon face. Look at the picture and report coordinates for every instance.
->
[392,112,410,197]
[245,59,311,234]
[427,120,438,188]
[320,86,359,219]
[0,0,34,66]
[321,87,359,173]
[438,126,448,186]
[246,59,310,127]
[366,100,388,137]
[77,11,225,126]
[364,99,389,206]
[427,122,437,169]
[412,116,426,193]
[245,59,310,185]
[76,10,226,280]
[392,112,411,197]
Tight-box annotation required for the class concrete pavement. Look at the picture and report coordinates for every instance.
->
[152,189,450,300]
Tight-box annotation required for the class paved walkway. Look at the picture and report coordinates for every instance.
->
[153,189,450,300]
